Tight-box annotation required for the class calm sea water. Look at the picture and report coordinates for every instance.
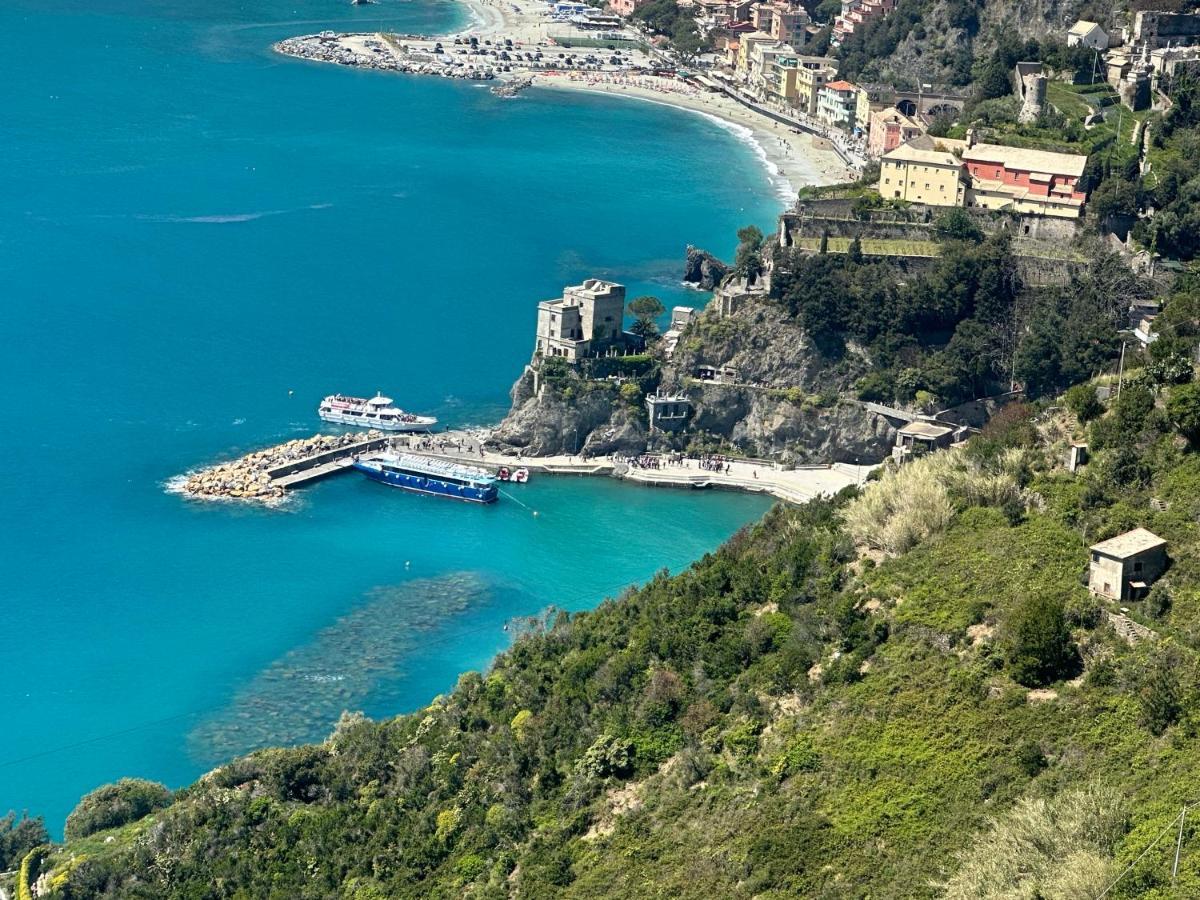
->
[0,0,784,831]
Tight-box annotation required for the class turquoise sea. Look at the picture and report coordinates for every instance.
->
[0,0,785,831]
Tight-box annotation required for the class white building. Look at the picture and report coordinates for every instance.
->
[1067,20,1109,51]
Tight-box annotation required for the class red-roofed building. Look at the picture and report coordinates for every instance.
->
[816,79,860,129]
[867,107,924,158]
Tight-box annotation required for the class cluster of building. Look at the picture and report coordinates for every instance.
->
[877,130,1088,217]
[1066,11,1200,111]
[831,0,895,47]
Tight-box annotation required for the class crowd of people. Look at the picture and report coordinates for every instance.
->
[619,452,738,475]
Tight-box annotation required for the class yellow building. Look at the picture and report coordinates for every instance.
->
[878,140,967,206]
[735,31,776,79]
[766,56,802,105]
[795,63,837,114]
[856,88,871,127]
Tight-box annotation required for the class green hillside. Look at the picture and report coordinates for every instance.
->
[18,367,1200,898]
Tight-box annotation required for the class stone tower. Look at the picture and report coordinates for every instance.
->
[1018,72,1047,123]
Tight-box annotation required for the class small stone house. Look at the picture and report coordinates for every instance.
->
[892,421,955,462]
[1088,527,1168,601]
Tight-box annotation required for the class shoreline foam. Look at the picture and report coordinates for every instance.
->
[276,0,848,199]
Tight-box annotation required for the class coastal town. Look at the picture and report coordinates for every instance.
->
[275,0,1200,206]
[189,1,1200,512]
[20,0,1200,893]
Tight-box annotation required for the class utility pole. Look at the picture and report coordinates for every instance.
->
[1173,804,1187,883]
[1117,340,1127,399]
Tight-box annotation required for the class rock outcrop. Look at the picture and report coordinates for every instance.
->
[490,287,898,464]
[489,368,649,456]
[683,246,730,291]
[658,295,895,462]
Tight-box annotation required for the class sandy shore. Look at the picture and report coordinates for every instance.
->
[277,0,849,195]
[448,0,847,192]
[531,75,847,193]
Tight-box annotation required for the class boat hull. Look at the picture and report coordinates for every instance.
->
[319,410,435,433]
[353,461,498,503]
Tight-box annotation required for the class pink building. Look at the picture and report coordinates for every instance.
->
[867,107,924,159]
[610,0,653,17]
[832,0,896,45]
[962,143,1089,217]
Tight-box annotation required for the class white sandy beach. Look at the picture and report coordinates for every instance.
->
[531,75,849,193]
[449,0,848,192]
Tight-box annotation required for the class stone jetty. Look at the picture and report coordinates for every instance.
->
[274,33,497,80]
[179,431,384,503]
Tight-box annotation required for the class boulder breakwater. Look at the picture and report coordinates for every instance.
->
[275,33,497,80]
[176,431,385,503]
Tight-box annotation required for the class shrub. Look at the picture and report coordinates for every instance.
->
[0,812,49,871]
[842,458,955,555]
[1167,381,1200,446]
[1005,594,1077,687]
[1145,580,1172,618]
[934,208,985,243]
[64,779,172,841]
[1064,383,1103,423]
[435,805,462,842]
[944,783,1127,899]
[1138,652,1181,735]
[574,735,634,780]
[770,735,820,779]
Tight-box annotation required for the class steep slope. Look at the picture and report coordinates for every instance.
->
[24,388,1200,899]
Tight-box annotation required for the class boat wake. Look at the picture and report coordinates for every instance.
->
[137,203,333,225]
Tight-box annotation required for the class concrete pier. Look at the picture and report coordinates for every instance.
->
[267,438,389,488]
[398,430,874,505]
[177,428,875,507]
[176,432,389,503]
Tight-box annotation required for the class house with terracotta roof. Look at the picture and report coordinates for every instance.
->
[816,80,860,129]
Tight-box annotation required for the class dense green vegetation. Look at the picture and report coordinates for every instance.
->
[18,8,1200,896]
[1137,73,1200,259]
[20,358,1200,897]
[0,811,48,872]
[769,230,1131,407]
[63,780,172,843]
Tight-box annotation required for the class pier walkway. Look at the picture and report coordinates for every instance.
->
[268,437,389,488]
[398,431,874,505]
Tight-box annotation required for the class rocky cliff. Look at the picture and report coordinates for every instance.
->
[682,245,730,291]
[841,0,1123,88]
[660,296,895,462]
[489,366,650,457]
[489,284,897,463]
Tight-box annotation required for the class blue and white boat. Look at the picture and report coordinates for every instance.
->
[353,452,499,503]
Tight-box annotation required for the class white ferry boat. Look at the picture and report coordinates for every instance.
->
[318,393,438,433]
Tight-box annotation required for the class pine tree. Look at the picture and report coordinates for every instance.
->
[1138,654,1181,735]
